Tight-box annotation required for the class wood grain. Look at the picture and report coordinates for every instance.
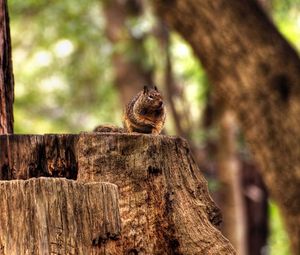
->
[0,133,235,254]
[0,178,121,255]
[77,133,236,254]
[0,134,77,180]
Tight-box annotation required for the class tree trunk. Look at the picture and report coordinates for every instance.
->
[0,133,236,254]
[257,0,272,12]
[153,0,300,253]
[0,0,14,134]
[0,134,78,180]
[77,133,235,254]
[217,110,247,255]
[0,178,121,255]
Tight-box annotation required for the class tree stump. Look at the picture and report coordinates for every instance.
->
[0,178,121,255]
[0,133,236,254]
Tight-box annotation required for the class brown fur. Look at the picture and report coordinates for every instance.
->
[123,86,166,135]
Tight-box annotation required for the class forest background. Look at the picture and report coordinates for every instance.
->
[9,0,300,254]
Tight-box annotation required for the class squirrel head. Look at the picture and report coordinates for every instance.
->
[143,85,158,94]
[136,85,164,116]
[143,85,163,106]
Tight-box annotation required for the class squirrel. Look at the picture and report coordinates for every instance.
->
[123,86,166,135]
[93,86,166,135]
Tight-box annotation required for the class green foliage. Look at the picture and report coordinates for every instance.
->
[9,0,210,135]
[268,201,291,255]
[9,0,120,133]
[273,0,300,50]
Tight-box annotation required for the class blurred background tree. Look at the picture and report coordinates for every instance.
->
[8,0,300,254]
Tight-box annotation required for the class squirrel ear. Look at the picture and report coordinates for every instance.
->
[143,86,149,94]
[154,86,158,91]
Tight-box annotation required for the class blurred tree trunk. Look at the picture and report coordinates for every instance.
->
[103,0,153,105]
[154,0,300,253]
[0,0,14,134]
[257,0,272,12]
[205,83,268,255]
[242,159,269,255]
[217,110,247,255]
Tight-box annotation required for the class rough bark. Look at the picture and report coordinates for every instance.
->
[77,133,235,254]
[0,0,14,134]
[0,178,121,255]
[0,134,77,180]
[153,0,300,253]
[217,110,247,255]
[0,133,236,254]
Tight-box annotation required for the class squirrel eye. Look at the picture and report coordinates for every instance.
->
[148,95,153,100]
